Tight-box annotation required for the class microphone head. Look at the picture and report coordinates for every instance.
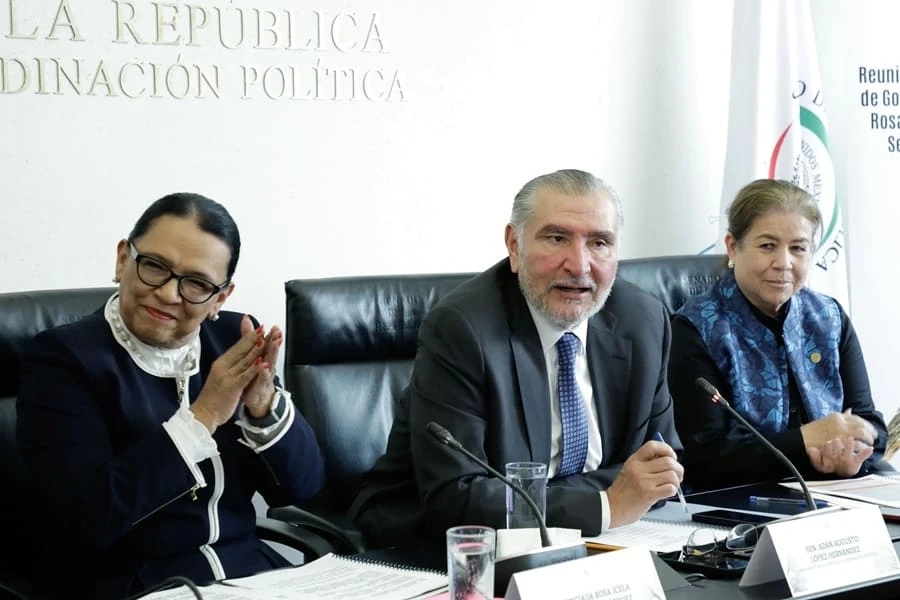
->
[695,377,731,407]
[426,421,454,445]
[694,377,719,398]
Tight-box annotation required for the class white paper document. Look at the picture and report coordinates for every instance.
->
[223,553,447,600]
[497,527,583,559]
[584,501,729,552]
[781,474,900,508]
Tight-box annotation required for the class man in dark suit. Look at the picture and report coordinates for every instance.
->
[351,169,683,544]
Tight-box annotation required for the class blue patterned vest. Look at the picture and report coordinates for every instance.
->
[677,270,843,434]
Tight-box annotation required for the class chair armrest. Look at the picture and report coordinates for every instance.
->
[267,505,365,554]
[255,516,339,561]
[0,580,30,600]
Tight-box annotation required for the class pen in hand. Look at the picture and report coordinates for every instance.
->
[653,432,689,514]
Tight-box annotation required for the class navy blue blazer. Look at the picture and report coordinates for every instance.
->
[17,307,324,598]
[352,259,679,543]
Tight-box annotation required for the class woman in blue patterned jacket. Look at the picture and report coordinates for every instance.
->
[669,179,888,490]
[17,193,325,598]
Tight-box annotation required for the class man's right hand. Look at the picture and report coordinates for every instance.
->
[606,440,684,529]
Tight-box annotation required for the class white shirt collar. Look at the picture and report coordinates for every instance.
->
[104,293,201,379]
[525,301,590,357]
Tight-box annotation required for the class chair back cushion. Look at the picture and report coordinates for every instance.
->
[0,288,113,575]
[284,274,474,511]
[283,255,726,513]
[617,253,725,314]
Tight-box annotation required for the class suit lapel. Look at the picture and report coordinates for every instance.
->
[503,273,552,466]
[586,310,632,464]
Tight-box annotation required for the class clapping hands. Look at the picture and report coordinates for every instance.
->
[190,315,282,433]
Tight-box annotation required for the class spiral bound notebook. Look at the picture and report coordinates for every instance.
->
[221,552,447,600]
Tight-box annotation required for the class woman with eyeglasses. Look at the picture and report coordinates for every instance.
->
[17,193,325,598]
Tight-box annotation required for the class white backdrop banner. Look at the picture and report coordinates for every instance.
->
[834,0,900,466]
[718,0,848,309]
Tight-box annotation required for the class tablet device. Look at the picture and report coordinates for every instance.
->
[692,509,777,527]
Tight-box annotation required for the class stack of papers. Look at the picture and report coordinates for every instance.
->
[585,519,726,553]
[781,475,900,509]
[142,553,447,600]
[584,501,729,553]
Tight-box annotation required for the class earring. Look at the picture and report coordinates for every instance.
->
[208,313,219,322]
[727,259,734,269]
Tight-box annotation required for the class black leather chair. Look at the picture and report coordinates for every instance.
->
[0,289,115,598]
[0,288,334,598]
[276,254,727,550]
[276,273,475,551]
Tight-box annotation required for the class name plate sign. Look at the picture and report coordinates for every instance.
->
[505,546,664,600]
[740,505,900,596]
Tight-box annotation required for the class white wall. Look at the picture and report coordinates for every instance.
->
[1,0,618,322]
[811,0,900,444]
[0,0,732,326]
[2,1,897,432]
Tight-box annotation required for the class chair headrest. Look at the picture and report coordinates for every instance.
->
[0,288,114,397]
[284,273,476,365]
[617,254,726,314]
[284,255,726,367]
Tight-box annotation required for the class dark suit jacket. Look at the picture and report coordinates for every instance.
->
[17,309,325,598]
[351,258,679,544]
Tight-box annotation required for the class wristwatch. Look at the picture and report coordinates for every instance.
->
[246,389,285,428]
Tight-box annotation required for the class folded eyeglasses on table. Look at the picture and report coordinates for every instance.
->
[658,522,762,575]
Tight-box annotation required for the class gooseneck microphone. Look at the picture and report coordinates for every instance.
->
[426,421,552,547]
[426,421,587,597]
[694,377,818,512]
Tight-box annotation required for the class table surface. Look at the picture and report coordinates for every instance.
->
[360,480,900,599]
[685,480,900,540]
[360,543,900,599]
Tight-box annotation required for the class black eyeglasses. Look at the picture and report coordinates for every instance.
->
[683,523,760,559]
[128,241,228,304]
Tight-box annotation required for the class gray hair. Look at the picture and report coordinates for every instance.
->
[510,169,623,241]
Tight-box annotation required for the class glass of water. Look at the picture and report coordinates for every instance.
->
[504,461,547,529]
[446,525,496,600]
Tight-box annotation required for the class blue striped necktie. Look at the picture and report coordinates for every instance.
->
[556,332,588,476]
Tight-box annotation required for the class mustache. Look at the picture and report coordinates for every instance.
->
[549,278,597,291]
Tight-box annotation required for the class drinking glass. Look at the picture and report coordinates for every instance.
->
[505,461,547,529]
[447,525,496,600]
